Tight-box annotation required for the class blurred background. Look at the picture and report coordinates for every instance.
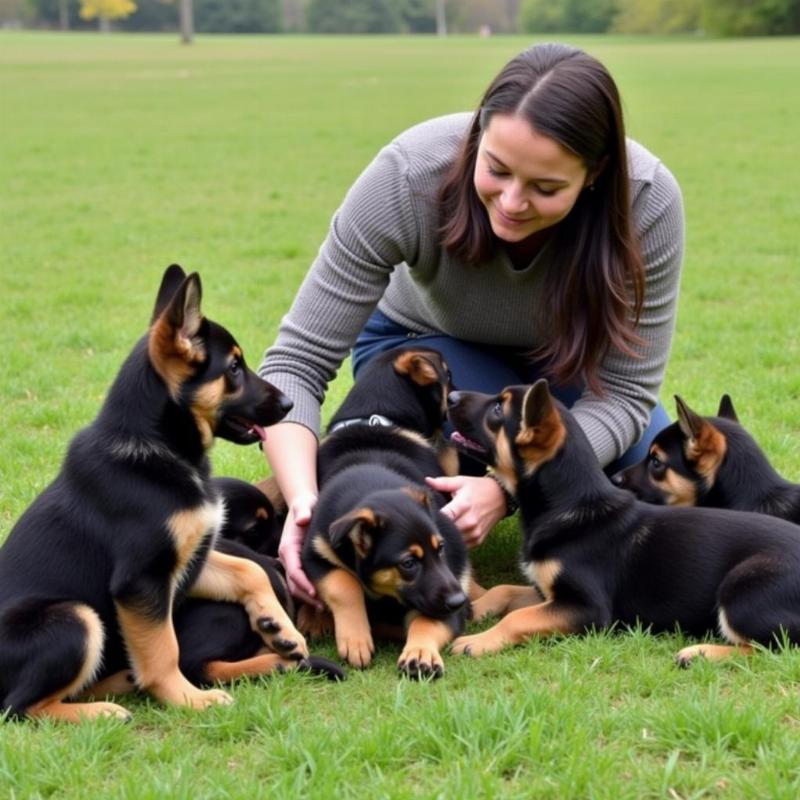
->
[1,0,799,38]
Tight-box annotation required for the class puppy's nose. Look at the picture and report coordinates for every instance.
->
[447,391,462,408]
[444,590,467,612]
[610,472,625,487]
[278,395,294,414]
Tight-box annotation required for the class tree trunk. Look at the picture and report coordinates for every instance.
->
[179,0,194,45]
[435,0,447,36]
[58,0,69,30]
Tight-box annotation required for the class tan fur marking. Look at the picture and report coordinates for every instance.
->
[493,428,518,493]
[312,534,350,572]
[255,507,269,521]
[410,544,424,559]
[523,559,562,602]
[27,698,132,723]
[147,316,206,401]
[81,670,136,699]
[651,444,668,463]
[661,470,698,506]
[471,584,542,621]
[254,476,287,515]
[191,377,226,449]
[468,577,487,601]
[398,615,453,674]
[452,600,580,656]
[395,427,432,450]
[168,502,222,582]
[115,604,231,708]
[686,423,728,487]
[393,351,438,385]
[515,406,567,474]
[437,442,460,476]
[204,653,296,682]
[317,569,373,668]
[370,567,404,601]
[25,604,110,721]
[676,643,753,665]
[402,487,429,506]
[189,550,307,657]
[430,536,441,552]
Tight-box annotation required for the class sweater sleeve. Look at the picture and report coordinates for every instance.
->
[570,160,685,466]
[258,141,420,436]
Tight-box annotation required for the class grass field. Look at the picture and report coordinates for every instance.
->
[1,31,800,798]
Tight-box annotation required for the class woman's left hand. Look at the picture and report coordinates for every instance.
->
[425,474,506,549]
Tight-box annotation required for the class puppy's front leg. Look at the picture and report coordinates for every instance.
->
[398,613,455,679]
[452,600,587,657]
[189,550,308,659]
[115,603,232,708]
[316,568,374,668]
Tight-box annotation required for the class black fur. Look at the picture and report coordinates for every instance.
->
[303,346,471,678]
[448,381,800,662]
[612,395,800,522]
[0,265,303,721]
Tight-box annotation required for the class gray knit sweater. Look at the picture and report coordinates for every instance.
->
[260,113,684,466]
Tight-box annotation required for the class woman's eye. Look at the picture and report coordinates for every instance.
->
[487,166,508,178]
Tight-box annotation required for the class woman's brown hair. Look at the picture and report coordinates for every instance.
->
[438,43,644,395]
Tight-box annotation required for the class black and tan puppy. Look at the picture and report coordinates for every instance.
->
[612,395,800,523]
[0,265,308,722]
[303,346,471,678]
[212,477,284,555]
[447,380,800,666]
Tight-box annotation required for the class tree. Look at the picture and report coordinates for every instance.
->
[702,0,800,35]
[518,0,614,33]
[612,0,700,33]
[306,0,402,33]
[194,0,282,32]
[80,0,136,30]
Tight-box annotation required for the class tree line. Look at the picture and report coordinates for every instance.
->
[4,0,800,36]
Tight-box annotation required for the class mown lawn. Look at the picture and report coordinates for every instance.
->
[1,32,799,799]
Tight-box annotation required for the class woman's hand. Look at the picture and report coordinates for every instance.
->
[425,475,506,549]
[278,491,324,609]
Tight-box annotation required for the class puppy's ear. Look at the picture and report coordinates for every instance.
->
[402,486,434,510]
[521,379,554,430]
[152,264,188,323]
[328,508,380,558]
[676,395,726,468]
[148,269,205,397]
[717,394,738,422]
[393,350,439,386]
[675,396,704,440]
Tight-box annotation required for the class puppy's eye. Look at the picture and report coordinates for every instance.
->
[436,543,445,558]
[649,453,666,478]
[399,556,418,572]
[492,401,503,417]
[228,358,242,376]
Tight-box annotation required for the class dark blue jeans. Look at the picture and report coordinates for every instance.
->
[353,309,670,474]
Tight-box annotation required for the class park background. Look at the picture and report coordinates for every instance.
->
[1,3,800,798]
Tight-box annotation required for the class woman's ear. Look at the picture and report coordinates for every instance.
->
[585,155,609,188]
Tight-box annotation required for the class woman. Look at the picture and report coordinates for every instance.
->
[259,43,684,606]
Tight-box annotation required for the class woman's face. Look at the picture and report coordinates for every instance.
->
[473,113,590,243]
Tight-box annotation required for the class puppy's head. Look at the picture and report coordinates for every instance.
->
[447,379,568,495]
[212,477,283,556]
[326,488,467,619]
[611,395,735,505]
[147,265,292,448]
[335,346,453,438]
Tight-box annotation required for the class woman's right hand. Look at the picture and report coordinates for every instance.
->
[278,491,323,609]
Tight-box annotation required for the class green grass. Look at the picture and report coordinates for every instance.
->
[1,31,800,798]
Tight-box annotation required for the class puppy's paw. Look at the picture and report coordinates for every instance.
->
[397,645,444,680]
[296,604,335,640]
[256,617,309,659]
[184,687,234,709]
[336,631,374,669]
[451,628,509,657]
